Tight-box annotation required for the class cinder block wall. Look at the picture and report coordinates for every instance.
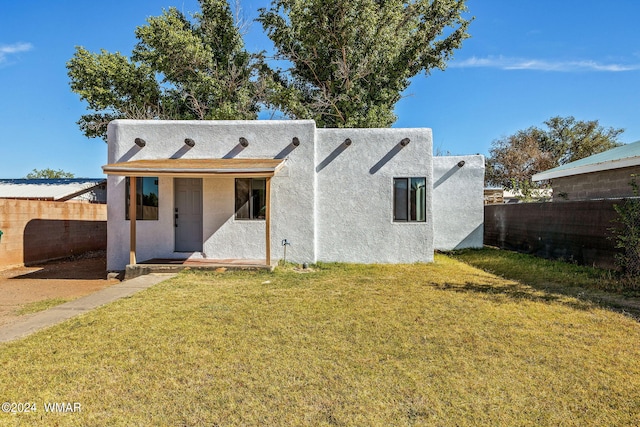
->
[552,166,640,200]
[0,199,107,269]
[484,200,619,269]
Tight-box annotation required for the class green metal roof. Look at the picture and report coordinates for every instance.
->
[532,140,640,181]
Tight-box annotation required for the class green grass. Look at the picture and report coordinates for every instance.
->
[449,247,640,318]
[1,255,639,426]
[14,298,70,316]
[448,247,618,289]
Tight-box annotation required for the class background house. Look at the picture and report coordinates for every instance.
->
[484,188,504,205]
[484,140,640,269]
[0,178,107,203]
[532,140,640,200]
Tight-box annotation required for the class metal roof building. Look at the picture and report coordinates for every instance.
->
[0,178,106,202]
[532,141,640,201]
[533,140,640,181]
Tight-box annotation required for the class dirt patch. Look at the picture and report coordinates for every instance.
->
[0,254,117,327]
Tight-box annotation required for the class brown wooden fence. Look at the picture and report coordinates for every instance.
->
[0,199,107,269]
[484,200,623,269]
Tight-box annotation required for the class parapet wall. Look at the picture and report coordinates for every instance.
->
[432,155,485,250]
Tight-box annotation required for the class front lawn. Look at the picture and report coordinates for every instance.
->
[450,247,640,318]
[1,254,639,426]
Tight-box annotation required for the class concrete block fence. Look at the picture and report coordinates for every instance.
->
[484,200,622,269]
[0,199,106,269]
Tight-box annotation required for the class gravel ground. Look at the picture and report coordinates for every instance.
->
[0,254,117,327]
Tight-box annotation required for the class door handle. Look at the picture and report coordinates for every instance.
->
[175,213,179,227]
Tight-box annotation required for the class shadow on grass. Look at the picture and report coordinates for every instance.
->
[430,281,597,313]
[446,249,640,320]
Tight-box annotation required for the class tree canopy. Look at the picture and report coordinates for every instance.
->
[67,48,161,139]
[486,116,624,194]
[25,168,75,179]
[258,0,471,127]
[68,0,472,139]
[67,0,268,140]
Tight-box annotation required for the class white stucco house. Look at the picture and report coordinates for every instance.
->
[103,120,483,272]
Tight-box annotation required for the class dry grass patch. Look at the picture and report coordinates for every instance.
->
[450,247,640,318]
[0,255,639,426]
[14,298,71,316]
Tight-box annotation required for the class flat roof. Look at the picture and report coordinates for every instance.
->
[102,158,286,178]
[533,140,640,181]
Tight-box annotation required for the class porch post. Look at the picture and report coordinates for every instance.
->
[265,177,271,266]
[129,176,137,265]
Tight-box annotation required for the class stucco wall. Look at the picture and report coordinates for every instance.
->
[432,155,485,250]
[551,166,640,201]
[315,128,434,263]
[106,120,487,269]
[0,199,106,269]
[106,120,316,271]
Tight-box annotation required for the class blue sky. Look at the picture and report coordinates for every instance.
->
[1,0,639,178]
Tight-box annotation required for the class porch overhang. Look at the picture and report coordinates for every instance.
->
[104,158,281,268]
[102,158,286,178]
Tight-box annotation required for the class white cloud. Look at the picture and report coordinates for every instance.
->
[0,42,33,65]
[450,55,640,72]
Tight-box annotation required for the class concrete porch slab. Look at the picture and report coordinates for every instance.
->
[125,258,275,279]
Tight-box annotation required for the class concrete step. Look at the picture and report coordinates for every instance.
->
[125,262,274,280]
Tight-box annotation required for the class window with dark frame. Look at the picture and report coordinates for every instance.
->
[125,177,159,220]
[235,178,266,220]
[393,177,426,222]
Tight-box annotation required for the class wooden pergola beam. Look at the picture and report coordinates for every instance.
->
[265,177,271,266]
[129,176,137,265]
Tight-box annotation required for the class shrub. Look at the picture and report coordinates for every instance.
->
[611,175,640,283]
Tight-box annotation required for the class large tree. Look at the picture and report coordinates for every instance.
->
[486,116,624,193]
[25,168,75,179]
[69,0,471,138]
[67,0,268,140]
[67,48,161,140]
[541,116,624,164]
[258,0,471,128]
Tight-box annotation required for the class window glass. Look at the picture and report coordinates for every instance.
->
[235,178,266,220]
[394,177,426,222]
[410,177,426,222]
[125,177,159,220]
[235,178,251,219]
[251,179,266,219]
[393,178,409,221]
